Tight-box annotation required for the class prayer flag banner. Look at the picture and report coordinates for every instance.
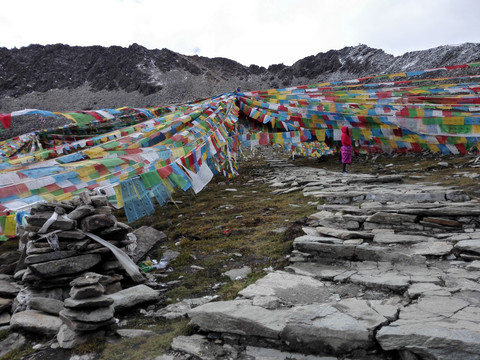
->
[0,61,480,230]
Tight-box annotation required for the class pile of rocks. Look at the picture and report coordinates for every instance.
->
[17,191,137,292]
[57,273,115,349]
[0,190,168,354]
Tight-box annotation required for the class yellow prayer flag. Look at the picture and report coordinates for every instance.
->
[9,156,33,165]
[472,125,480,134]
[4,214,17,237]
[315,130,325,141]
[443,117,464,126]
[75,165,96,178]
[84,147,106,158]
[388,72,407,78]
[388,140,398,149]
[172,148,186,158]
[428,144,440,152]
[114,185,124,208]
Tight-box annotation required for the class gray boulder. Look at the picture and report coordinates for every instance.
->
[10,310,63,336]
[57,323,105,349]
[30,297,64,315]
[188,299,290,338]
[131,226,167,263]
[108,284,160,312]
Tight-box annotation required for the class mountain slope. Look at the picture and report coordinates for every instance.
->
[1,43,480,112]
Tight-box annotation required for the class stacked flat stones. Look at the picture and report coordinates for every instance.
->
[57,273,115,349]
[18,191,132,291]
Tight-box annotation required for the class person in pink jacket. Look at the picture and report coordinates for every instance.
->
[341,126,352,173]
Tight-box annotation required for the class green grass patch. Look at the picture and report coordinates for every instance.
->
[99,319,191,360]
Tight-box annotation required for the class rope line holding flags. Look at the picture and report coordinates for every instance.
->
[0,62,480,237]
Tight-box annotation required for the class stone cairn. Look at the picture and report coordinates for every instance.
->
[1,190,167,349]
[57,272,115,349]
[17,191,137,294]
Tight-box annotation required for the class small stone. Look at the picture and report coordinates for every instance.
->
[109,284,160,312]
[64,295,114,309]
[223,266,252,281]
[67,205,95,221]
[70,283,105,300]
[0,280,21,298]
[80,214,115,233]
[90,196,109,207]
[59,313,116,332]
[0,297,13,312]
[0,312,11,326]
[30,297,64,315]
[70,273,102,287]
[60,305,114,323]
[54,206,66,215]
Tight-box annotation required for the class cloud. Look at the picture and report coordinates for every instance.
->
[1,0,480,66]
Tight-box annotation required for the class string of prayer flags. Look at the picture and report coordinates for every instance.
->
[1,61,480,231]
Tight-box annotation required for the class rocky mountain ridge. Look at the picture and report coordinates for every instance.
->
[1,42,480,112]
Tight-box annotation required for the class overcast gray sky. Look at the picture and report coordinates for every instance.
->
[1,0,479,67]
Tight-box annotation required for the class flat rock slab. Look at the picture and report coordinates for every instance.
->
[377,296,480,359]
[30,297,64,315]
[366,212,417,224]
[10,310,63,336]
[455,239,480,254]
[0,279,21,298]
[108,284,160,312]
[373,232,436,244]
[25,250,78,265]
[28,254,102,278]
[188,298,389,355]
[315,226,374,240]
[64,295,113,309]
[293,240,425,264]
[238,271,331,306]
[282,298,389,354]
[60,305,114,323]
[411,241,453,256]
[188,299,290,338]
[349,272,410,291]
[245,346,337,360]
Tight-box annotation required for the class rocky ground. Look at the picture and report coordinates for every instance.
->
[1,148,480,359]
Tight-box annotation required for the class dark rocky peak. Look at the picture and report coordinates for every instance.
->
[1,42,479,113]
